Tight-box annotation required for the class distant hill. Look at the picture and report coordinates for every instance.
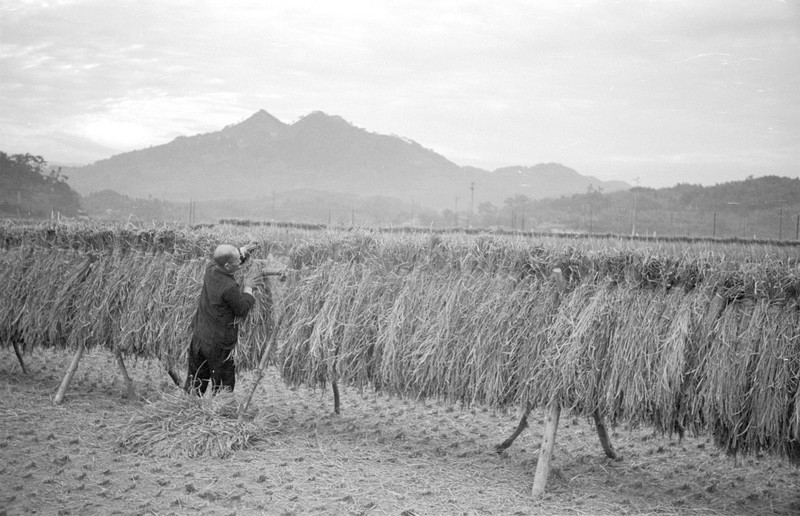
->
[75,174,800,239]
[478,164,629,203]
[64,110,628,210]
[522,175,800,239]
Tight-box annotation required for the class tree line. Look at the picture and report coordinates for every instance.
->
[0,152,82,218]
[4,151,800,241]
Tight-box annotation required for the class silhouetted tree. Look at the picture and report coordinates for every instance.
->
[0,152,81,217]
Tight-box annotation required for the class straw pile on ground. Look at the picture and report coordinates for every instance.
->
[116,389,275,459]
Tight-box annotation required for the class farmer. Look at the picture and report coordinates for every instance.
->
[184,242,258,396]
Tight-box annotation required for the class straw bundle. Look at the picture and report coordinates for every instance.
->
[650,289,706,434]
[694,297,800,459]
[116,389,272,459]
[6,249,90,349]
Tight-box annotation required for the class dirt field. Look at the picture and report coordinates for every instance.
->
[1,348,798,516]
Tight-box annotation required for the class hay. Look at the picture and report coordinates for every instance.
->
[4,223,800,465]
[116,389,275,459]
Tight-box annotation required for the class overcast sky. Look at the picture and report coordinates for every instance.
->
[1,0,798,188]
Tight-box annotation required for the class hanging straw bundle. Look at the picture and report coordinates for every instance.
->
[697,297,800,460]
[331,265,401,390]
[15,249,91,349]
[650,288,707,435]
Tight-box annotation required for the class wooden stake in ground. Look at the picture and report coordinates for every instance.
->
[531,268,566,498]
[532,400,562,497]
[12,340,28,374]
[52,253,98,405]
[54,344,85,405]
[238,313,282,421]
[114,347,137,399]
[495,402,532,452]
[593,409,618,460]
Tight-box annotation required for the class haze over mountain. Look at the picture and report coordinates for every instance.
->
[65,110,629,210]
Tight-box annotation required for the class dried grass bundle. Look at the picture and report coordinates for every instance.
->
[698,297,800,459]
[236,260,277,369]
[15,249,88,348]
[116,389,273,459]
[650,289,706,433]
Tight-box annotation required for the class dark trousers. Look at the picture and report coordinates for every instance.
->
[184,335,236,395]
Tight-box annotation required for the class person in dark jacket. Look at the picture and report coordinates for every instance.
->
[185,242,257,395]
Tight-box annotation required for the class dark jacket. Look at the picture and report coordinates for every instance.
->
[191,263,255,350]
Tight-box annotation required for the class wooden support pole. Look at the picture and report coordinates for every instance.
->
[114,348,137,400]
[12,341,28,374]
[52,254,97,405]
[54,344,85,405]
[531,266,567,497]
[332,380,341,415]
[167,368,183,388]
[239,314,282,421]
[593,409,618,460]
[239,342,272,420]
[332,341,341,415]
[495,402,532,453]
[532,401,561,497]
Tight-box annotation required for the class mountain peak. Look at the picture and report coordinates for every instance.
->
[294,111,352,128]
[223,109,286,131]
[221,110,286,137]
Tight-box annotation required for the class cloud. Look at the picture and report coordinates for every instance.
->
[0,0,797,186]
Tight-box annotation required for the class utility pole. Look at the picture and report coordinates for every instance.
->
[469,182,475,228]
[778,207,784,240]
[189,198,196,224]
[712,211,717,238]
[795,213,799,241]
[726,202,742,238]
[454,196,459,226]
[631,177,639,236]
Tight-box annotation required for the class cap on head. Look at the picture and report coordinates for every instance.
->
[213,244,240,267]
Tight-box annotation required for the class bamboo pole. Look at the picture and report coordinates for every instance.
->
[532,400,561,497]
[54,344,85,405]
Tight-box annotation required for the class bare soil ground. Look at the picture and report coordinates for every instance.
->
[1,348,798,516]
